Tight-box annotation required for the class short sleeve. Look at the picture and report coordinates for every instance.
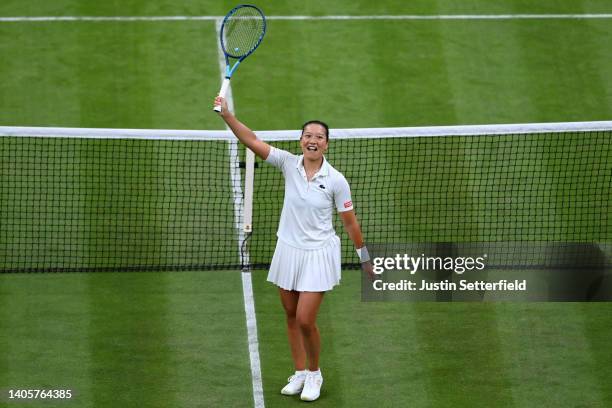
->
[334,174,353,212]
[265,146,294,172]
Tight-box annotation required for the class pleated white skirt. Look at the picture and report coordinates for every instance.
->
[267,235,341,292]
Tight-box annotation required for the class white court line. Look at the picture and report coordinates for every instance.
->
[1,14,612,22]
[269,14,612,20]
[215,18,265,408]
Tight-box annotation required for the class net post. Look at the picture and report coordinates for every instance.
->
[243,148,255,234]
[241,147,255,273]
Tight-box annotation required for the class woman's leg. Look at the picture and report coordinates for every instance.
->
[278,288,306,370]
[295,291,325,371]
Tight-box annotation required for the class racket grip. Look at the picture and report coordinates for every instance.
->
[213,78,231,112]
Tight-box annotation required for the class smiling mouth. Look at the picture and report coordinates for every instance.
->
[306,146,318,151]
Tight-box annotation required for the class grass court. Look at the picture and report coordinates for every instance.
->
[1,1,612,407]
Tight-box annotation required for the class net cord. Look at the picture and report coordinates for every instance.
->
[1,121,612,141]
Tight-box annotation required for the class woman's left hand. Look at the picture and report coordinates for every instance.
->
[361,261,376,281]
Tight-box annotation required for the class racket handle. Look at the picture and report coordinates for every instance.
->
[213,78,231,112]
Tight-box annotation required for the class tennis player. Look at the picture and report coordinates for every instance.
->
[215,97,373,402]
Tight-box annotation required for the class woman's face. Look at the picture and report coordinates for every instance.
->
[300,123,328,162]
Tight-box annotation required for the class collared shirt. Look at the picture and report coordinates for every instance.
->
[265,146,353,249]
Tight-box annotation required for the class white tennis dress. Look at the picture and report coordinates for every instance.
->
[265,146,354,292]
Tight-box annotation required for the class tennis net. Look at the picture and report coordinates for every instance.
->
[1,122,611,272]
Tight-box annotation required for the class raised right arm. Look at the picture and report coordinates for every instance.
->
[214,96,271,160]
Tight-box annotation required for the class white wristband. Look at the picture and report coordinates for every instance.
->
[356,246,370,263]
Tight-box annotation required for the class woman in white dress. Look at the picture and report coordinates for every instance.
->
[215,96,372,401]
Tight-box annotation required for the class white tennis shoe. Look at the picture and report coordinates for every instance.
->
[300,370,323,401]
[281,371,307,395]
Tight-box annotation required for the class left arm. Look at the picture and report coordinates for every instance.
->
[335,175,374,279]
[339,210,364,249]
[339,210,375,280]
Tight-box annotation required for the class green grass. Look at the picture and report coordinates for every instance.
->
[0,271,253,407]
[254,271,612,407]
[237,18,612,128]
[0,20,221,129]
[1,1,612,407]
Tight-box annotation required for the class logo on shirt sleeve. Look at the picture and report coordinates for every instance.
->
[344,200,352,208]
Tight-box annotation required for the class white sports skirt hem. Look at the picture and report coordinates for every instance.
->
[267,235,341,292]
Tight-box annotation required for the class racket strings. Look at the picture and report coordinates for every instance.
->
[222,7,265,58]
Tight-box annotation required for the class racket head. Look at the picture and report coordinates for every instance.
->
[220,4,266,60]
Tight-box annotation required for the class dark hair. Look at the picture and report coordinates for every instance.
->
[301,120,329,141]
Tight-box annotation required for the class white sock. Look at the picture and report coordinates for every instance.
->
[309,369,321,376]
[295,370,307,376]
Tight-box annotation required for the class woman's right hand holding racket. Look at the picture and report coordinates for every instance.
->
[214,96,229,116]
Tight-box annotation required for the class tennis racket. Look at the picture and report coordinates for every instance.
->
[213,4,266,112]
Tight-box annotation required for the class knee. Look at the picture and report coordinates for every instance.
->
[296,316,316,336]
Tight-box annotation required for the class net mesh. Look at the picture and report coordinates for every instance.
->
[1,136,240,272]
[0,125,611,272]
[251,132,612,269]
[222,6,265,58]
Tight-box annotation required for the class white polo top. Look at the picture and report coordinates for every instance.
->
[265,146,353,249]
